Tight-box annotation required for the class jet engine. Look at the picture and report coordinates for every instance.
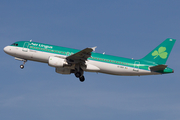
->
[48,56,67,67]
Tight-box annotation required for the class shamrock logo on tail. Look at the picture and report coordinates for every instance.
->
[152,47,168,59]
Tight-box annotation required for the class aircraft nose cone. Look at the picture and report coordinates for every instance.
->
[3,46,8,53]
[3,46,12,54]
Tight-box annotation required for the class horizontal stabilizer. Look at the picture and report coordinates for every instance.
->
[150,65,167,72]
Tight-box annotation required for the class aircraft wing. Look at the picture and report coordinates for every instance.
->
[66,46,97,63]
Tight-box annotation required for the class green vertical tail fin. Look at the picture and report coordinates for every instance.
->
[140,38,176,64]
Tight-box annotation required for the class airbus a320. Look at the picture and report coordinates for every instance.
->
[4,38,175,82]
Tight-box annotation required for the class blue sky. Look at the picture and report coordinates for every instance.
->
[0,0,180,120]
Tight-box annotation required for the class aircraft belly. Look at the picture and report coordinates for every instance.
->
[88,60,156,76]
[15,47,33,59]
[27,50,66,63]
[15,48,54,63]
[29,50,50,63]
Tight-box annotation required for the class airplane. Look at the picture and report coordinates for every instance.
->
[4,38,176,82]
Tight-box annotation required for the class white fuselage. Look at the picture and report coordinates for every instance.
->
[4,46,159,76]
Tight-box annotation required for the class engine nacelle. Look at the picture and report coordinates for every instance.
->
[48,56,66,67]
[56,68,71,74]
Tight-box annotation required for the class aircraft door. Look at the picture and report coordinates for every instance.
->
[134,61,140,72]
[22,42,29,52]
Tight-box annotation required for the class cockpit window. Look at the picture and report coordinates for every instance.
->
[11,43,18,46]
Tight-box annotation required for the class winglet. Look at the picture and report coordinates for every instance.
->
[91,46,97,51]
